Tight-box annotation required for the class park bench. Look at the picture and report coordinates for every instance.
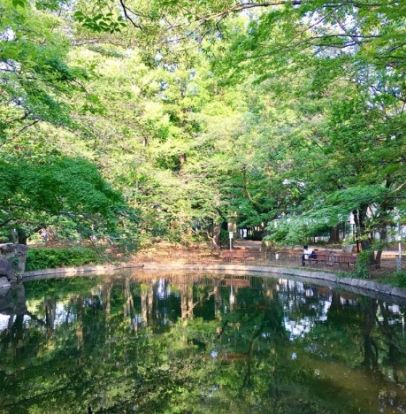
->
[332,253,357,267]
[302,251,356,268]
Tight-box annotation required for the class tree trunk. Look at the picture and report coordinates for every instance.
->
[211,224,221,250]
[374,227,387,269]
[16,228,27,245]
[354,206,375,265]
[329,225,340,243]
[375,250,382,269]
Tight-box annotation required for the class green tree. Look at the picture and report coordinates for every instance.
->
[0,155,136,243]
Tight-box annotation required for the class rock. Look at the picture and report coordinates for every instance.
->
[0,276,11,290]
[0,243,28,283]
[390,287,406,299]
[0,256,11,273]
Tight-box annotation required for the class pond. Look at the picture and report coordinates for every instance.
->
[0,271,406,414]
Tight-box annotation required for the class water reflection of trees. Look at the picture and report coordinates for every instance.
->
[0,274,405,413]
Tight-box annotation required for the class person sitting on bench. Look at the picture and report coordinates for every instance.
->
[302,245,313,266]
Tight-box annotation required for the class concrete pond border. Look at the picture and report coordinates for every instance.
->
[22,263,141,281]
[21,261,406,301]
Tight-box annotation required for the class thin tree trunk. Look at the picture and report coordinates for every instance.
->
[211,224,221,250]
[329,225,340,243]
[356,205,375,265]
[374,227,387,269]
[16,228,27,245]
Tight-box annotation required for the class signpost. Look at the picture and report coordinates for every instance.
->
[395,210,402,271]
[227,211,237,252]
[229,231,233,251]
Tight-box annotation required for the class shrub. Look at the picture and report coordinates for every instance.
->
[353,250,371,279]
[395,271,406,287]
[220,229,230,247]
[26,247,104,271]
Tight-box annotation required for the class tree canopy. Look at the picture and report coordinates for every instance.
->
[0,0,405,248]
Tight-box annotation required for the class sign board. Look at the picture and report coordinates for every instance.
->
[229,232,234,239]
[227,223,237,233]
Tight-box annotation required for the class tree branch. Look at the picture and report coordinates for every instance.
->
[119,0,143,29]
[12,119,39,138]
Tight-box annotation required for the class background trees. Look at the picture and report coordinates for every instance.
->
[1,0,404,248]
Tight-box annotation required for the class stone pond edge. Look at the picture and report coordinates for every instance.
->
[22,263,140,281]
[20,262,406,299]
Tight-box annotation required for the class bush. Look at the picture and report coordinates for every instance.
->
[353,250,371,279]
[26,247,104,271]
[220,229,230,247]
[395,271,406,287]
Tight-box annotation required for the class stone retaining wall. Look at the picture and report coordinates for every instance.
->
[23,264,143,281]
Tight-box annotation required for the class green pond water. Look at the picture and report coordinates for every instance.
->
[0,272,406,414]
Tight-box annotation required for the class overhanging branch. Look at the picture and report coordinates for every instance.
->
[119,0,143,29]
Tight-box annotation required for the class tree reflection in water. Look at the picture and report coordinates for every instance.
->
[0,272,405,414]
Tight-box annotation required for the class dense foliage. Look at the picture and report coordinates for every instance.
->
[0,0,405,256]
[25,246,105,271]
